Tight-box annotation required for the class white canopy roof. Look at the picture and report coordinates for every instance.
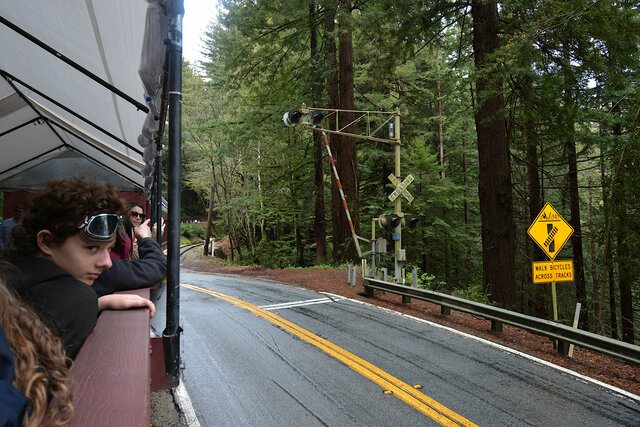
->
[0,0,166,192]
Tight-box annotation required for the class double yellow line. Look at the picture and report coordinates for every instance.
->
[182,283,477,427]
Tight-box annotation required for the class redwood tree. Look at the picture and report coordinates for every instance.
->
[471,1,516,309]
[331,0,359,261]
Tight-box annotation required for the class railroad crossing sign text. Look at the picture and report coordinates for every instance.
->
[388,174,414,203]
[532,260,574,283]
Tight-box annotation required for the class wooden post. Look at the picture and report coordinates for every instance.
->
[568,302,582,357]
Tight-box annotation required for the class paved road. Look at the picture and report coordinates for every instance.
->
[179,270,640,426]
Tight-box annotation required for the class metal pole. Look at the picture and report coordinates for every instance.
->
[151,176,157,228]
[155,151,163,243]
[393,110,402,282]
[371,218,376,278]
[163,0,183,385]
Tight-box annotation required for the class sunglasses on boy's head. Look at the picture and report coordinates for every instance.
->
[131,211,146,220]
[77,213,121,241]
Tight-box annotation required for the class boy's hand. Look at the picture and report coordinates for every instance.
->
[98,294,156,318]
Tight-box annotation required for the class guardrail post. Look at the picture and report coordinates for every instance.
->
[557,339,570,356]
[441,305,450,316]
[401,267,411,304]
[352,266,358,287]
[491,320,503,332]
[362,279,373,297]
[347,265,352,285]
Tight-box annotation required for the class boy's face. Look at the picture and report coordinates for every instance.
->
[46,233,115,285]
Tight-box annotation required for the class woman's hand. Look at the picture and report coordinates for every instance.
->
[133,219,152,240]
[98,294,156,318]
[151,218,166,236]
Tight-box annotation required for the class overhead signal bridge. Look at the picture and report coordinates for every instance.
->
[283,104,400,145]
[283,104,418,282]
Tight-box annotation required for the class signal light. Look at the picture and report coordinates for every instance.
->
[306,110,325,127]
[282,109,303,127]
[404,214,421,229]
[378,213,401,229]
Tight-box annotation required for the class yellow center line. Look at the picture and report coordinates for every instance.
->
[182,283,478,427]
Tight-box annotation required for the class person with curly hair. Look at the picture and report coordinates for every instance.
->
[0,275,73,426]
[1,177,155,359]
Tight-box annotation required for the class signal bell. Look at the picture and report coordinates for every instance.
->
[282,109,303,127]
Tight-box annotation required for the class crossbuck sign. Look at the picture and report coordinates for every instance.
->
[388,174,414,203]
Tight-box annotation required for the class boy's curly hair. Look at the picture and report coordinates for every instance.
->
[0,272,73,425]
[12,177,124,255]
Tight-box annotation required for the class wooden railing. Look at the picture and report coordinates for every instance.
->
[46,288,171,426]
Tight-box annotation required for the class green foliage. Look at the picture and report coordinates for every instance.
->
[455,284,491,305]
[180,223,206,242]
[417,272,447,292]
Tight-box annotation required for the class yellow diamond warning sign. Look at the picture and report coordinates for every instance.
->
[527,202,573,259]
[532,260,574,283]
[527,203,574,260]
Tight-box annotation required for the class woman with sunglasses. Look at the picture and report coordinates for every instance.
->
[127,201,146,260]
[110,201,145,261]
[1,178,155,359]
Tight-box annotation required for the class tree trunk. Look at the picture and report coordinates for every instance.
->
[618,206,634,344]
[562,71,588,330]
[524,119,549,319]
[325,4,340,262]
[471,1,516,309]
[567,137,588,329]
[615,118,634,343]
[257,141,265,242]
[463,144,472,276]
[437,48,445,180]
[332,0,358,262]
[203,182,215,255]
[310,0,326,264]
[525,122,543,260]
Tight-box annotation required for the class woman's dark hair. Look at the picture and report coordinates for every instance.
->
[11,178,124,255]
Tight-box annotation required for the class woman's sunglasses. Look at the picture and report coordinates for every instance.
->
[77,213,121,240]
[131,211,146,220]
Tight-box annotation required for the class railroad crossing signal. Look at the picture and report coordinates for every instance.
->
[527,202,574,260]
[388,173,414,203]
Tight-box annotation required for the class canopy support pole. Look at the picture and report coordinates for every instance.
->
[163,0,184,386]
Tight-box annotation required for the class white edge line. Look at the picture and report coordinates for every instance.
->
[319,292,640,403]
[174,380,201,427]
[260,298,335,310]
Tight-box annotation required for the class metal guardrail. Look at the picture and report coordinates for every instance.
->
[363,277,640,366]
